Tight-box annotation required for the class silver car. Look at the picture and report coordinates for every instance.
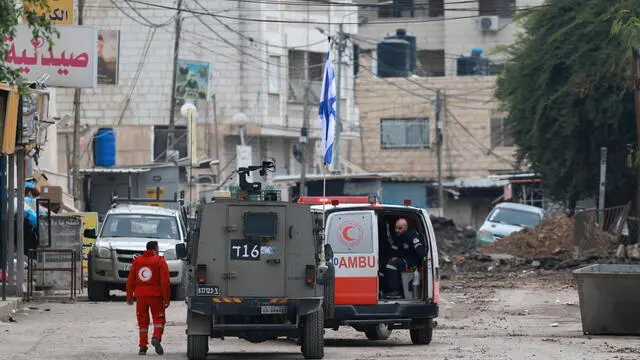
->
[85,204,188,301]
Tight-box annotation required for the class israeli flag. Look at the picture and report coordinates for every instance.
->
[318,49,337,165]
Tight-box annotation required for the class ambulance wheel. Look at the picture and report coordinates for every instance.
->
[322,263,335,319]
[301,307,324,359]
[364,324,392,341]
[187,334,209,360]
[410,320,433,345]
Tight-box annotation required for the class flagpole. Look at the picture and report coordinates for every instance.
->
[322,163,327,230]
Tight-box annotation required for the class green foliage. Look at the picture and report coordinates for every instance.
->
[495,0,640,207]
[1,0,58,93]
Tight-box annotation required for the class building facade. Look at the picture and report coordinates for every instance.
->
[354,0,544,76]
[353,54,519,227]
[53,0,359,196]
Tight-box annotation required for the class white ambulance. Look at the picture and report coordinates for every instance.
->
[298,196,440,345]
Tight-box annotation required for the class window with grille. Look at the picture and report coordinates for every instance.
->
[378,0,415,18]
[479,0,516,18]
[153,125,188,162]
[490,116,514,148]
[380,117,430,149]
[268,55,280,94]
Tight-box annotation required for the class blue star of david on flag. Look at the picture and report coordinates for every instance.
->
[318,49,336,165]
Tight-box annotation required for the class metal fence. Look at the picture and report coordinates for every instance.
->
[572,203,631,254]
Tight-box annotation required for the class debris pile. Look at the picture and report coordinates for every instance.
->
[479,214,617,260]
[479,215,574,259]
[429,215,476,256]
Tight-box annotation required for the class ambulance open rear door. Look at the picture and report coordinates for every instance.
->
[325,210,379,305]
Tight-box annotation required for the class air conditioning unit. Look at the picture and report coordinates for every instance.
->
[477,16,499,32]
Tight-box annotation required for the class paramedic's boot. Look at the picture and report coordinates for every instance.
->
[151,337,164,355]
[385,290,402,299]
[138,347,147,355]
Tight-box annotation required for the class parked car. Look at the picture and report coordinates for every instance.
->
[84,204,188,301]
[476,202,545,245]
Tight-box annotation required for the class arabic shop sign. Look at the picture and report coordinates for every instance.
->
[23,0,74,25]
[175,59,211,101]
[3,24,98,88]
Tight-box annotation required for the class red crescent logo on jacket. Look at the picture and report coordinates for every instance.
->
[138,266,153,282]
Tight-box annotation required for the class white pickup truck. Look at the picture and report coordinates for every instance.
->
[84,204,188,301]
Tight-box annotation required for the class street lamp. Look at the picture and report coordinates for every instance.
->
[180,101,198,209]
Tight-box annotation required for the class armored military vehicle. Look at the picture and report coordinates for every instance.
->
[176,161,334,360]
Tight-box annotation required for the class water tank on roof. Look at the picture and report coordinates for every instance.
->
[377,38,411,78]
[384,28,417,72]
[93,128,116,167]
[457,55,490,76]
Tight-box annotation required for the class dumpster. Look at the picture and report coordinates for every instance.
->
[573,264,640,335]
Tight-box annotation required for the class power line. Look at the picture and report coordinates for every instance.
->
[124,0,549,25]
[109,0,175,28]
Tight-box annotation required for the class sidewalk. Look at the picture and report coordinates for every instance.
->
[0,297,22,322]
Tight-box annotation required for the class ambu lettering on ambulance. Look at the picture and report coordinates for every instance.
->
[333,255,376,268]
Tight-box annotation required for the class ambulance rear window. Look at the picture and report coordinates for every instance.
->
[243,211,278,238]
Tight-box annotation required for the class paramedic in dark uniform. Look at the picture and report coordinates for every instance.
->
[383,218,427,299]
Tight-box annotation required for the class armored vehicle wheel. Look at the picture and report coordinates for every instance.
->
[322,263,335,319]
[301,307,324,359]
[187,334,208,360]
[410,319,433,345]
[364,324,392,341]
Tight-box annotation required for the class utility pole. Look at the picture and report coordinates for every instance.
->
[168,0,184,155]
[333,23,346,172]
[71,0,85,208]
[633,48,640,217]
[435,89,444,212]
[300,5,310,196]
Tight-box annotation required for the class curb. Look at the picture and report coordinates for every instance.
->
[0,297,23,322]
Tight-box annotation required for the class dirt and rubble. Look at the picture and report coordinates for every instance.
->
[479,214,616,260]
[2,273,639,360]
[429,215,477,256]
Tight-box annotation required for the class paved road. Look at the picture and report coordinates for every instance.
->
[1,276,639,360]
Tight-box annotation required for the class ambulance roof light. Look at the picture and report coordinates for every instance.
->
[331,199,340,206]
[404,199,411,206]
[297,196,370,205]
[367,195,377,204]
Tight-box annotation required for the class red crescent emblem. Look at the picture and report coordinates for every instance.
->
[337,221,363,247]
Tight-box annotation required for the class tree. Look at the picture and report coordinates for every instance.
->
[495,0,640,210]
[1,0,57,92]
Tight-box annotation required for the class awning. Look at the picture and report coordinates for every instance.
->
[79,167,151,174]
[439,177,508,189]
[271,171,404,183]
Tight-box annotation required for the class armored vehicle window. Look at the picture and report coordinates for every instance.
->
[101,214,180,240]
[243,211,278,238]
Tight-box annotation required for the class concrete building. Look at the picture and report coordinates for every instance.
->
[53,0,360,202]
[354,0,544,75]
[351,54,519,227]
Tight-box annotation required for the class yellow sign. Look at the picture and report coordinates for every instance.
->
[76,212,98,274]
[23,0,74,25]
[145,187,165,207]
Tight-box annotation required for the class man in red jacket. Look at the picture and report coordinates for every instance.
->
[126,241,171,355]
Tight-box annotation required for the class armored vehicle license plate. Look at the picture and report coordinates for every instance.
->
[260,305,288,314]
[230,239,261,261]
[196,285,220,297]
